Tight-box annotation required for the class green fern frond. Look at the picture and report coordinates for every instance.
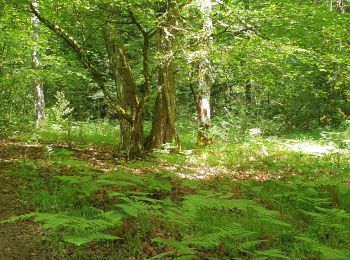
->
[1,211,123,246]
[63,233,119,246]
[315,206,350,219]
[55,175,92,184]
[98,172,145,186]
[117,202,162,217]
[152,237,196,255]
[180,193,282,223]
[238,239,264,251]
[145,174,172,192]
[256,249,288,259]
[97,179,137,187]
[185,223,254,249]
[300,210,330,225]
[297,236,350,260]
[0,212,37,224]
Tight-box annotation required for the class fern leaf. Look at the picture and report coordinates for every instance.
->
[256,249,288,259]
[0,212,37,224]
[64,233,119,246]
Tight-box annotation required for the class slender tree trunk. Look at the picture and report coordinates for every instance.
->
[245,80,252,108]
[197,0,213,146]
[147,1,179,150]
[31,1,45,128]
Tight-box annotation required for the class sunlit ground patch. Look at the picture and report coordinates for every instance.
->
[285,141,340,156]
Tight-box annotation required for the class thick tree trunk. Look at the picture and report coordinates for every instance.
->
[147,1,179,150]
[197,0,213,146]
[103,28,144,157]
[116,47,144,156]
[31,1,45,128]
[147,64,177,149]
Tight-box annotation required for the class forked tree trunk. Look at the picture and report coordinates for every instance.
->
[147,62,176,149]
[103,29,144,157]
[147,1,179,150]
[197,0,213,146]
[31,1,45,128]
[116,47,144,157]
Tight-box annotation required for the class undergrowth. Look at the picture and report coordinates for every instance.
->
[1,124,350,259]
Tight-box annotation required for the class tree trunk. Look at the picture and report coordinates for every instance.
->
[31,1,45,128]
[147,64,177,149]
[116,47,144,156]
[103,28,144,157]
[147,1,179,150]
[245,81,252,107]
[336,0,345,13]
[197,0,213,146]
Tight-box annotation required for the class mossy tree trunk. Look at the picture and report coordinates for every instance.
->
[147,0,180,150]
[103,29,144,157]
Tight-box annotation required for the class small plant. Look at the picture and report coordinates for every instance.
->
[47,91,74,144]
[49,91,74,122]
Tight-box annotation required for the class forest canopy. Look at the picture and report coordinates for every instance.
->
[0,0,349,153]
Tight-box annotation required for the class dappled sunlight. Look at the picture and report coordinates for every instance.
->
[285,141,341,156]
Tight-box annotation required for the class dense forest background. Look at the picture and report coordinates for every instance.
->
[1,0,349,145]
[0,0,350,259]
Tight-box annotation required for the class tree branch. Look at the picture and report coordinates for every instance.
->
[29,3,133,123]
[128,10,146,36]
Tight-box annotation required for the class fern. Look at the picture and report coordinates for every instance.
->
[64,233,118,246]
[184,223,255,249]
[151,237,196,257]
[255,249,288,259]
[297,236,350,260]
[55,175,99,196]
[0,212,36,224]
[238,239,264,251]
[98,172,146,186]
[179,192,288,226]
[145,174,172,192]
[97,179,137,187]
[0,210,123,245]
[117,202,162,217]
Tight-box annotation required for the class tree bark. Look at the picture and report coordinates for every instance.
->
[103,29,144,157]
[336,0,345,13]
[31,1,45,129]
[147,1,180,150]
[116,47,144,157]
[197,0,213,146]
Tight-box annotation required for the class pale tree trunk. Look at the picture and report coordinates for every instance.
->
[31,1,45,128]
[336,0,345,13]
[147,1,180,150]
[197,0,213,146]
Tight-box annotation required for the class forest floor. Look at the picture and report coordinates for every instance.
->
[0,125,349,259]
[0,141,46,260]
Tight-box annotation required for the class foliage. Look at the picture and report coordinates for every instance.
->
[2,127,349,258]
[1,0,350,258]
